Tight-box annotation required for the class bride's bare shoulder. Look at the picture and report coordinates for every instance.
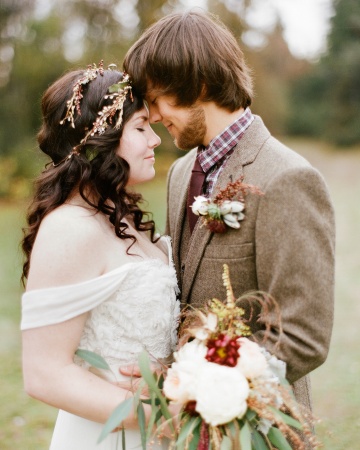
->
[27,204,110,289]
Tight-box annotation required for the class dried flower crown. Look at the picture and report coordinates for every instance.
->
[54,61,133,167]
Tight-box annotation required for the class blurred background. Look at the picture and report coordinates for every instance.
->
[0,0,359,448]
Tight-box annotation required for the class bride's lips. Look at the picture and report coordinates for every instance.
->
[144,153,155,161]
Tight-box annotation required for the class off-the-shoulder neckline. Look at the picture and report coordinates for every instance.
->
[24,236,173,294]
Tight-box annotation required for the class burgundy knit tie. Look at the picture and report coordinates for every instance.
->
[187,156,206,233]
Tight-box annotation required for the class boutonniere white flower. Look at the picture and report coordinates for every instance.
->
[191,177,263,233]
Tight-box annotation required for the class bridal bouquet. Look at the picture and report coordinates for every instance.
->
[83,265,319,449]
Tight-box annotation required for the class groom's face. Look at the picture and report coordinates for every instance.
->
[145,91,207,150]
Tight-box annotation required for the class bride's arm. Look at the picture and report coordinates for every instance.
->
[22,315,142,428]
[22,208,145,427]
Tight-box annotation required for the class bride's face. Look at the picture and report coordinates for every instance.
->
[117,106,161,186]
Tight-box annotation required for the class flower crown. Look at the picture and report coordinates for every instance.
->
[54,61,133,167]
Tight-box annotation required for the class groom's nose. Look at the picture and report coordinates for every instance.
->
[148,104,162,124]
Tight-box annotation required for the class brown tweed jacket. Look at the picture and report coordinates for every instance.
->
[166,116,335,411]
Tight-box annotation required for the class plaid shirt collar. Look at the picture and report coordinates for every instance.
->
[197,107,254,172]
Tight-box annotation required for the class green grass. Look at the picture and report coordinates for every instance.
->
[1,141,360,449]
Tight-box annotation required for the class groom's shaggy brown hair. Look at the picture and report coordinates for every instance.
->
[123,10,253,112]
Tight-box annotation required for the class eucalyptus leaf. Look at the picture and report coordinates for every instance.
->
[138,351,161,395]
[154,408,163,424]
[133,379,146,412]
[141,398,161,406]
[269,407,303,430]
[137,402,146,450]
[188,420,201,450]
[252,430,270,450]
[245,408,257,423]
[75,349,110,370]
[146,394,158,441]
[97,397,133,443]
[226,420,239,444]
[176,416,201,447]
[158,373,165,390]
[138,351,174,429]
[239,422,252,450]
[220,435,232,450]
[268,427,292,450]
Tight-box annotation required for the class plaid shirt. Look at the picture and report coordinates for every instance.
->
[197,107,254,195]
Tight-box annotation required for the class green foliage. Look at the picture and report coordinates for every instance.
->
[288,0,360,146]
[75,349,111,370]
[0,0,315,199]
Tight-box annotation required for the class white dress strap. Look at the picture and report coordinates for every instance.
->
[21,235,175,331]
[21,266,129,330]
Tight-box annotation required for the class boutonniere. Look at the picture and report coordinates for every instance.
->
[191,177,263,233]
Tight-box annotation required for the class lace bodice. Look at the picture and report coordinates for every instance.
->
[77,257,179,367]
[22,237,180,369]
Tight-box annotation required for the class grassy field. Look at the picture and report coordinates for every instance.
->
[0,140,359,449]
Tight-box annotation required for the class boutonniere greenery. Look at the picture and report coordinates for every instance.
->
[191,177,263,233]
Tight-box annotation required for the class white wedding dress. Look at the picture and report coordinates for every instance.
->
[21,236,180,450]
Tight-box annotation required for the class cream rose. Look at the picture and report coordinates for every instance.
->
[236,338,268,379]
[163,340,207,404]
[194,362,249,426]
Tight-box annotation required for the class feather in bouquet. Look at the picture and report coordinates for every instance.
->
[93,264,320,450]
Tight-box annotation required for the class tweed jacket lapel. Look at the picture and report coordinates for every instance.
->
[181,116,267,304]
[171,152,196,275]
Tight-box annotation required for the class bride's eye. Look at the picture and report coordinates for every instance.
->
[136,128,145,132]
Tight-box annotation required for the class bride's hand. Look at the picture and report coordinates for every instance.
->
[119,364,142,378]
[118,363,164,396]
[115,377,150,397]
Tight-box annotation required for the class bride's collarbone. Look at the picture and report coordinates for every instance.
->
[103,229,168,267]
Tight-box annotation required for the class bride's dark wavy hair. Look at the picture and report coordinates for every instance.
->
[21,68,157,284]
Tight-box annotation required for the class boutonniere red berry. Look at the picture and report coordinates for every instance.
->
[191,177,263,233]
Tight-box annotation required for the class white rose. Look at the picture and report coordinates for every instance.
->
[163,361,197,404]
[191,196,209,216]
[163,340,208,404]
[174,339,207,364]
[236,338,268,379]
[194,362,249,426]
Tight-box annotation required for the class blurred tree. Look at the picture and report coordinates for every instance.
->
[0,0,36,87]
[248,23,310,135]
[0,0,174,198]
[0,0,324,198]
[288,0,360,146]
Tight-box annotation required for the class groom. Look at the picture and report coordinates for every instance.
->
[123,10,335,422]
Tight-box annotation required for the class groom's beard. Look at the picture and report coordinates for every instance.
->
[175,105,207,150]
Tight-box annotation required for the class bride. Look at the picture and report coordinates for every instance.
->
[20,62,180,449]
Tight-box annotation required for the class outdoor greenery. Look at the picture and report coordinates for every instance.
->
[288,0,360,145]
[1,140,360,448]
[0,0,359,448]
[1,0,360,200]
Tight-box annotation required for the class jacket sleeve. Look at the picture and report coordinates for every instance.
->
[254,165,335,384]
